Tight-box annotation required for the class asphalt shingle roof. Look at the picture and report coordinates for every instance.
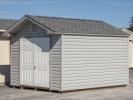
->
[0,19,17,30]
[26,15,129,37]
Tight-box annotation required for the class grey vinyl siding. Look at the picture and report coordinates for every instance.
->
[10,35,20,86]
[62,35,129,91]
[50,35,62,91]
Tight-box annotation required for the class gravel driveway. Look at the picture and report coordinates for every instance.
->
[0,69,133,100]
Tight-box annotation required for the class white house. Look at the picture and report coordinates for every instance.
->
[121,28,133,69]
[0,19,17,84]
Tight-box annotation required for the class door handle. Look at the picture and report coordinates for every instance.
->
[33,66,36,70]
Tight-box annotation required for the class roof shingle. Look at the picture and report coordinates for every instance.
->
[26,15,129,37]
[0,19,17,30]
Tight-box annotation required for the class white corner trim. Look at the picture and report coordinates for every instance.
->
[61,34,63,91]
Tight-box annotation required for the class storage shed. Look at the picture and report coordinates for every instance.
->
[5,15,129,92]
[0,19,17,84]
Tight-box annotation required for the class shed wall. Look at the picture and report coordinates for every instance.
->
[62,35,129,91]
[11,22,62,90]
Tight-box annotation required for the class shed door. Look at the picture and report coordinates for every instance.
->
[34,37,50,87]
[20,37,50,87]
[20,38,34,86]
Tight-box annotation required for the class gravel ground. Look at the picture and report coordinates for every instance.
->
[0,69,132,100]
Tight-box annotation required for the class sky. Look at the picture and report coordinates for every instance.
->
[0,0,133,28]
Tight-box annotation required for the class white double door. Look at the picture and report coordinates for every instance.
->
[20,37,50,87]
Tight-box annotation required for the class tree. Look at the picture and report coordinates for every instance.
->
[129,17,133,31]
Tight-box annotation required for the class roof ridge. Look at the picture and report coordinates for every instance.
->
[26,14,103,22]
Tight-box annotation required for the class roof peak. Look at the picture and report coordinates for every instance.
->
[25,14,103,22]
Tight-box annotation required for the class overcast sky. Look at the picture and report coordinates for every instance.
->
[0,0,132,28]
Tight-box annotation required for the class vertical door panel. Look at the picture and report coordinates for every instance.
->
[34,37,50,87]
[20,38,34,86]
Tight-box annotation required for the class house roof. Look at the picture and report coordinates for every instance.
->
[26,15,129,37]
[4,15,129,37]
[0,19,17,30]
